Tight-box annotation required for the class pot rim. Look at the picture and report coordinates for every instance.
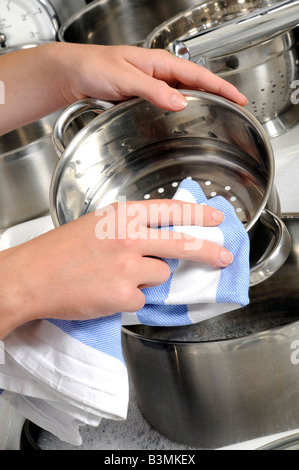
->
[143,0,296,51]
[50,90,275,231]
[58,1,98,42]
[121,316,299,346]
[0,110,61,159]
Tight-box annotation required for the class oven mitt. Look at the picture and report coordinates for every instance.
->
[0,179,250,445]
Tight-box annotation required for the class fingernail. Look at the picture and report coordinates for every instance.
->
[240,93,249,104]
[169,93,187,110]
[220,250,233,266]
[212,210,224,223]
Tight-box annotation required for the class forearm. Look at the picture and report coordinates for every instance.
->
[0,43,72,135]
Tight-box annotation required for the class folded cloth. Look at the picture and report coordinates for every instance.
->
[0,179,250,446]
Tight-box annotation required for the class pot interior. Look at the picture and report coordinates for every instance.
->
[53,93,273,229]
[59,0,209,45]
[87,137,266,229]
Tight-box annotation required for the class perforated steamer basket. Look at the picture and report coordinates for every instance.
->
[50,91,291,284]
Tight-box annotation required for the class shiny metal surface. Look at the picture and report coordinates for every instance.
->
[258,431,299,450]
[168,1,299,61]
[249,209,291,286]
[144,0,284,50]
[121,215,299,449]
[0,112,60,229]
[49,0,86,24]
[51,92,276,230]
[144,0,299,136]
[50,92,290,285]
[58,0,207,46]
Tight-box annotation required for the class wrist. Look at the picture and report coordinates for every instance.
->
[47,42,87,104]
[0,246,37,339]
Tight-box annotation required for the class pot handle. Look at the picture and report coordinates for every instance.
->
[249,210,291,287]
[52,98,115,156]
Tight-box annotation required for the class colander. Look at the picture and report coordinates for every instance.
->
[50,92,291,285]
[143,0,299,137]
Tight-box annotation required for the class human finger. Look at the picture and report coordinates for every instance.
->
[125,199,225,227]
[138,232,233,268]
[137,256,171,289]
[125,48,248,108]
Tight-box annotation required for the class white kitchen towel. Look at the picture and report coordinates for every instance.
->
[0,179,250,446]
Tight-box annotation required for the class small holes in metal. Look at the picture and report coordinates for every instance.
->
[144,194,150,199]
[158,187,164,193]
[210,191,217,197]
[205,180,211,186]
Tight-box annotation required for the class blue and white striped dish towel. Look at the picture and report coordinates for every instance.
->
[0,179,249,446]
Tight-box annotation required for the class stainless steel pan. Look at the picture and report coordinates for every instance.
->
[50,92,291,286]
[0,112,60,229]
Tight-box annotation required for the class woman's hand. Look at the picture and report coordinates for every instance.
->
[0,201,232,338]
[58,43,248,111]
[0,42,247,135]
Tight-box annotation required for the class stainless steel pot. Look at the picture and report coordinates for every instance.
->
[143,0,299,137]
[0,112,61,229]
[121,215,299,449]
[50,91,291,286]
[49,0,86,24]
[58,0,208,46]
